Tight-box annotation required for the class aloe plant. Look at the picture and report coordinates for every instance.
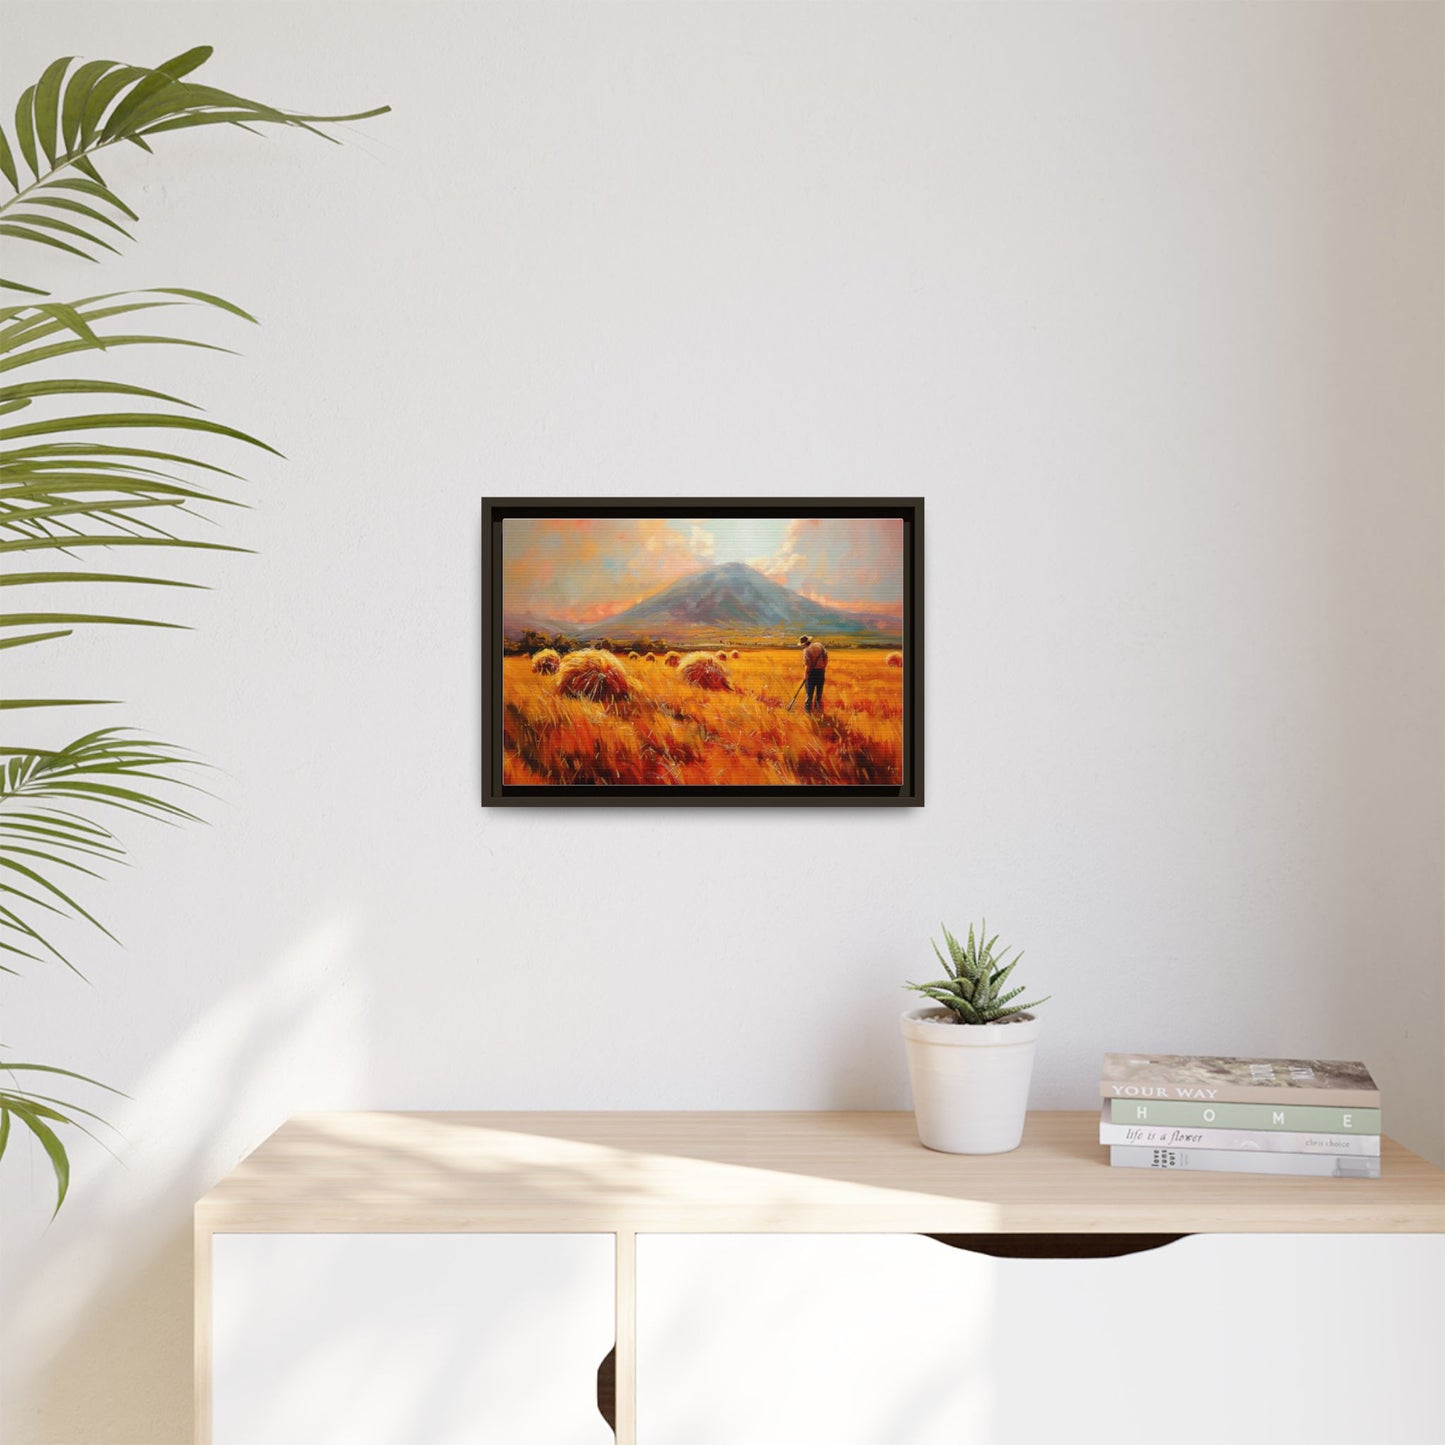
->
[906,922,1050,1025]
[0,46,385,1211]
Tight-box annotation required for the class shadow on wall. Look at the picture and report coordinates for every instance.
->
[3,916,365,1445]
[822,971,913,1110]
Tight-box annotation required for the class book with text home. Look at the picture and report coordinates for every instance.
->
[1099,1054,1378,1107]
[1097,1105,1380,1156]
[1108,1099,1380,1133]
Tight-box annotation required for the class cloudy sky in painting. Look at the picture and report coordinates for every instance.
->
[503,516,903,624]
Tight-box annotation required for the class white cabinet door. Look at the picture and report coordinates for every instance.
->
[638,1233,990,1445]
[213,1233,615,1445]
[636,1233,1444,1445]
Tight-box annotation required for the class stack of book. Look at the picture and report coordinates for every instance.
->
[1099,1053,1381,1178]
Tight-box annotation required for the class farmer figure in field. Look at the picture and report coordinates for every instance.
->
[799,633,828,714]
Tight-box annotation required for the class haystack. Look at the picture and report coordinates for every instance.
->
[716,650,728,660]
[886,652,903,668]
[531,648,561,674]
[663,651,682,668]
[628,650,641,659]
[644,652,657,663]
[731,650,740,659]
[679,651,731,690]
[556,648,631,702]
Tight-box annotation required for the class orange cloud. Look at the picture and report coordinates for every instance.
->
[750,518,903,608]
[503,517,716,623]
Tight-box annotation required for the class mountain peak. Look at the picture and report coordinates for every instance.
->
[574,559,898,643]
[688,559,769,586]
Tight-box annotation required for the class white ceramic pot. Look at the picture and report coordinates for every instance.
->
[900,1007,1041,1154]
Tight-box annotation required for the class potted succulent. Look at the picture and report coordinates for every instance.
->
[901,923,1050,1154]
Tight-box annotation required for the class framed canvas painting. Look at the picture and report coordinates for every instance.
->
[481,499,923,806]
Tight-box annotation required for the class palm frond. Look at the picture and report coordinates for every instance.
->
[1,47,388,294]
[0,288,266,710]
[0,46,385,1215]
[0,1059,125,1213]
[0,730,202,974]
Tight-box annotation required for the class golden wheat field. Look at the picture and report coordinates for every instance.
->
[502,648,904,787]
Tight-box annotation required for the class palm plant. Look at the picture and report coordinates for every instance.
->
[906,922,1050,1025]
[0,46,385,1210]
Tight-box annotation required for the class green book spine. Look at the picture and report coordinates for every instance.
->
[1108,1098,1381,1133]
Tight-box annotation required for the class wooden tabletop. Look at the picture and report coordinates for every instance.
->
[195,1110,1445,1235]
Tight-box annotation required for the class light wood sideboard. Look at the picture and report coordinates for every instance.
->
[195,1110,1445,1444]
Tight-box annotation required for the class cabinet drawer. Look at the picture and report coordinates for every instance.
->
[636,1232,1444,1445]
[212,1232,614,1445]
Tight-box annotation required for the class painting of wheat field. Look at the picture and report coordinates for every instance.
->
[483,502,922,804]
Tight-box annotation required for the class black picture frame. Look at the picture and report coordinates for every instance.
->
[482,498,924,807]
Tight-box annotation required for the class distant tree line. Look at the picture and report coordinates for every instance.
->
[503,630,903,656]
[504,628,673,657]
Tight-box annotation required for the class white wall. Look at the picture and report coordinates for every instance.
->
[3,2,1441,1441]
